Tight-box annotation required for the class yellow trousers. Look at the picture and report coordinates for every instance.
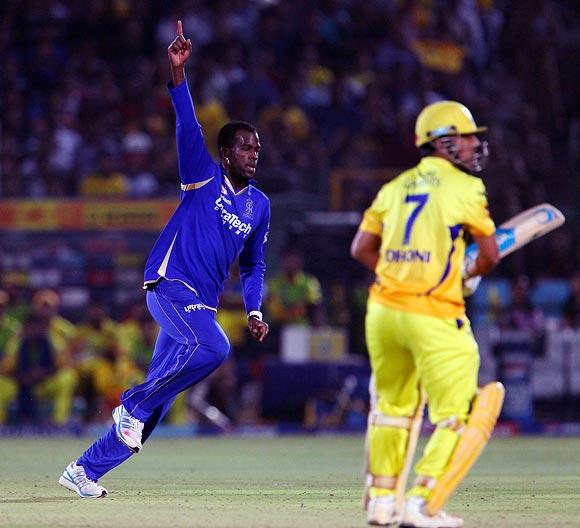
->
[365,300,479,499]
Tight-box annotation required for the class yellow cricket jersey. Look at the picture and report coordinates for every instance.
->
[359,156,495,318]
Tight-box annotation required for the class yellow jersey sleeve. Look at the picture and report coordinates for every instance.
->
[462,178,495,237]
[359,185,388,236]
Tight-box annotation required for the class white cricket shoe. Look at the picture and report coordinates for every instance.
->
[367,495,399,526]
[113,404,144,453]
[58,461,108,498]
[401,496,464,528]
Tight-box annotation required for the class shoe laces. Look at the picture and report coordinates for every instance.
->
[70,464,97,489]
[120,409,144,434]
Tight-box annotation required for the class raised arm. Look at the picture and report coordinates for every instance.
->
[167,20,215,186]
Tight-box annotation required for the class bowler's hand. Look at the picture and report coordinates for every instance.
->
[168,20,192,69]
[248,317,269,342]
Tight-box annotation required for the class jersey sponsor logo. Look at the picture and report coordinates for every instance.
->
[385,248,431,263]
[184,303,206,313]
[214,196,253,238]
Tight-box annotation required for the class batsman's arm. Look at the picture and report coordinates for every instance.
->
[350,230,381,272]
[463,233,499,279]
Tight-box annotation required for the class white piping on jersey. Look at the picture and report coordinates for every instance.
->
[223,174,250,196]
[157,232,178,277]
[152,233,218,312]
[181,176,214,191]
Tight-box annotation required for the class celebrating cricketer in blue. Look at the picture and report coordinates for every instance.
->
[59,20,270,498]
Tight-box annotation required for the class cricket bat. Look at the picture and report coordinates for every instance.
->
[465,203,565,262]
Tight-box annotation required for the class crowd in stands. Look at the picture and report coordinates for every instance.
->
[0,1,579,426]
[0,1,578,204]
[1,1,578,272]
[1,251,579,428]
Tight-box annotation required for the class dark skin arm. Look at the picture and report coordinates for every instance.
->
[167,20,192,87]
[350,231,381,272]
[465,234,500,278]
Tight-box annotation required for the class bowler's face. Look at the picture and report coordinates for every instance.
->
[229,131,261,180]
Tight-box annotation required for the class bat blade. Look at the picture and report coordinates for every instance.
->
[465,203,565,261]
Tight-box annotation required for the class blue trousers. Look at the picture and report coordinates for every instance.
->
[78,279,230,480]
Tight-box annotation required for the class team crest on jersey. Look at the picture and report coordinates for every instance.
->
[244,198,254,219]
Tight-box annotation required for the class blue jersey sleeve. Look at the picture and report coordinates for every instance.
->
[168,80,216,186]
[239,204,270,314]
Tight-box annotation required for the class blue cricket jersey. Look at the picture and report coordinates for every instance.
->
[143,80,270,313]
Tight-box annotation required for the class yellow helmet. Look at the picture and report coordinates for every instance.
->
[415,101,487,147]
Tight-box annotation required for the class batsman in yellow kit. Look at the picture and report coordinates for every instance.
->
[351,101,504,528]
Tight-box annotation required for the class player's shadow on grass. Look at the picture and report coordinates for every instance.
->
[0,497,75,504]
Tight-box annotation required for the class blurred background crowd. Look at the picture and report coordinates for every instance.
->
[0,0,579,431]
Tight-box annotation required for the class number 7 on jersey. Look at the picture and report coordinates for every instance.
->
[403,194,429,245]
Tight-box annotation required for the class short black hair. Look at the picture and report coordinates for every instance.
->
[419,143,436,157]
[217,121,258,152]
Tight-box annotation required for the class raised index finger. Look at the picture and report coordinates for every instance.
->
[177,19,183,37]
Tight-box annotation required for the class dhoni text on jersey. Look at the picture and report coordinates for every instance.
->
[214,196,253,238]
[385,248,431,263]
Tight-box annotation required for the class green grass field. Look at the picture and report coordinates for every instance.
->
[0,435,578,527]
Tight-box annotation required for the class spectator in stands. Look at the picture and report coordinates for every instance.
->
[28,289,78,424]
[0,275,30,323]
[122,122,159,198]
[32,290,77,364]
[499,275,545,335]
[563,271,580,329]
[0,291,20,425]
[4,313,74,425]
[266,246,324,326]
[117,303,156,372]
[79,150,130,196]
[72,301,141,420]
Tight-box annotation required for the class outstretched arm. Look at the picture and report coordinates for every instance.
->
[167,20,215,187]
